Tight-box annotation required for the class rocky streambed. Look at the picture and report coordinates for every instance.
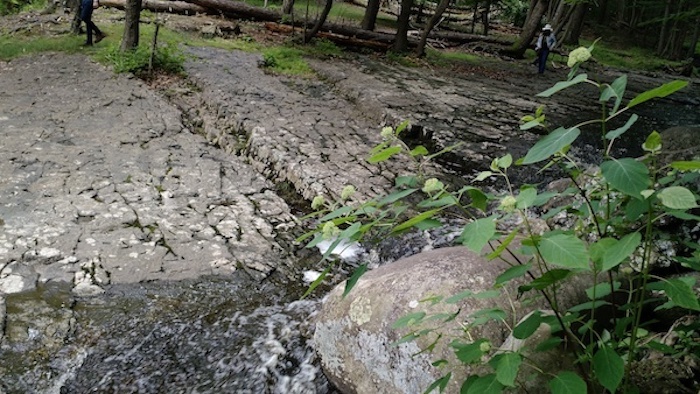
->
[0,42,698,392]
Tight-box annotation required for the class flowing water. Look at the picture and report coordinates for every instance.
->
[0,275,339,393]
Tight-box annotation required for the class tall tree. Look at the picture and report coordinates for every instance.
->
[393,0,414,51]
[304,0,333,42]
[506,0,548,57]
[361,0,381,30]
[415,0,451,56]
[120,0,141,51]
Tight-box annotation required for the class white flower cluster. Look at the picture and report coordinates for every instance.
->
[567,47,592,68]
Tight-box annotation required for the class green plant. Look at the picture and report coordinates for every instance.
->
[99,41,185,76]
[301,42,700,393]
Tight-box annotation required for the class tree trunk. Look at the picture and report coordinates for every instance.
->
[393,0,414,52]
[415,0,450,56]
[361,0,381,30]
[304,0,332,42]
[656,0,670,54]
[68,0,81,34]
[481,0,490,35]
[282,0,294,15]
[470,0,477,33]
[687,17,699,58]
[562,2,586,45]
[507,0,547,58]
[120,0,141,51]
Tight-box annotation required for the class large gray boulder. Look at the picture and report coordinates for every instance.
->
[313,246,589,393]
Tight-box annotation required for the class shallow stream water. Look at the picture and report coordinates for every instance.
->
[1,274,339,393]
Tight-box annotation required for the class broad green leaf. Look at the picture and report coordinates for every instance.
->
[663,278,700,311]
[605,114,638,140]
[600,158,650,199]
[414,219,442,230]
[625,197,649,221]
[586,281,621,300]
[444,289,501,304]
[627,80,688,109]
[396,119,410,135]
[568,300,612,312]
[512,311,542,339]
[522,127,581,164]
[671,161,700,171]
[537,73,588,97]
[535,337,563,352]
[532,190,559,207]
[460,375,480,394]
[452,339,490,364]
[368,145,402,163]
[642,130,662,153]
[589,238,617,270]
[466,374,505,394]
[520,117,543,130]
[669,210,700,221]
[343,264,368,298]
[459,217,497,253]
[521,269,572,291]
[657,186,698,210]
[410,145,429,157]
[601,232,642,272]
[549,372,587,394]
[474,171,494,182]
[516,187,538,209]
[392,312,427,329]
[377,188,418,206]
[339,221,362,240]
[319,205,354,221]
[593,345,624,393]
[601,74,627,114]
[497,154,513,169]
[424,372,451,394]
[469,308,507,322]
[486,230,518,260]
[539,234,591,270]
[465,187,489,212]
[391,209,441,234]
[495,263,532,286]
[395,175,420,188]
[418,195,459,208]
[489,353,522,387]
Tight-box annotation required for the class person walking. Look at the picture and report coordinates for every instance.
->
[534,24,556,74]
[80,0,105,46]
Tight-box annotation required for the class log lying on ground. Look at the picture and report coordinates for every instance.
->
[265,22,391,50]
[101,0,207,15]
[188,0,282,20]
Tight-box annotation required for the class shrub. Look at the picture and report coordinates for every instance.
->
[301,41,700,393]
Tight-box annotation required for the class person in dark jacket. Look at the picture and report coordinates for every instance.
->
[80,0,105,46]
[534,24,556,74]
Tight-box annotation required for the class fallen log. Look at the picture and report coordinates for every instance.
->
[187,0,282,20]
[100,0,207,15]
[265,22,390,50]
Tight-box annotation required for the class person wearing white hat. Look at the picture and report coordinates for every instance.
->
[534,24,557,74]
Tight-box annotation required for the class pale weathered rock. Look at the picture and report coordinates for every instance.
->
[314,246,589,393]
[0,262,38,294]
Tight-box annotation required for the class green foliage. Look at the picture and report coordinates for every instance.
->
[259,46,313,76]
[301,44,700,392]
[99,41,185,76]
[0,0,46,15]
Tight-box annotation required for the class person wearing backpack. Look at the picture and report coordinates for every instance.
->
[534,24,556,74]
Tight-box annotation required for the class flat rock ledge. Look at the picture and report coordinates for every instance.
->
[0,53,297,300]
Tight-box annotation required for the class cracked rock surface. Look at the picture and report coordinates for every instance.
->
[0,53,296,298]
